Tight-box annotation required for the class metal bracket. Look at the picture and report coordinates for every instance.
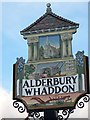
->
[13,100,25,113]
[13,94,90,120]
[57,109,74,120]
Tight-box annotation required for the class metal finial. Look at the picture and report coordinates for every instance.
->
[46,3,52,13]
[47,3,51,7]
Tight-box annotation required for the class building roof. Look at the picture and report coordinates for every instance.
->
[20,3,79,35]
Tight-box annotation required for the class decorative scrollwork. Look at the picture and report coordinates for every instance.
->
[77,94,90,108]
[13,100,25,113]
[57,109,74,120]
[75,51,84,67]
[62,109,68,116]
[83,94,90,102]
[77,101,84,108]
[57,115,63,120]
[25,112,44,120]
[13,94,90,120]
[34,112,40,118]
[39,116,44,120]
[16,57,25,73]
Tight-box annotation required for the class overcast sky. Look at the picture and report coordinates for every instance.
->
[0,1,89,119]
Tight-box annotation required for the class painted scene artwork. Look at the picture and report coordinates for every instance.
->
[13,41,88,110]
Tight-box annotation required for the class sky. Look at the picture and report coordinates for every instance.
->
[0,1,89,119]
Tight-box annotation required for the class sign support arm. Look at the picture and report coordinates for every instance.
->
[44,110,58,120]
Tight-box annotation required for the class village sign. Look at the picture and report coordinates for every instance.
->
[13,3,90,120]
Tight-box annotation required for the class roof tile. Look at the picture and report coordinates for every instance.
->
[20,11,79,35]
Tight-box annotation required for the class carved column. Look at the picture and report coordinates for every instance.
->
[61,34,67,58]
[27,37,39,62]
[37,42,39,60]
[68,33,73,57]
[61,33,73,58]
[62,40,67,57]
[68,39,72,57]
[34,42,38,61]
[28,43,33,61]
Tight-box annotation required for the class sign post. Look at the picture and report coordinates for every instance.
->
[44,110,57,120]
[13,3,90,120]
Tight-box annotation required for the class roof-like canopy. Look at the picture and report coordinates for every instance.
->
[20,3,79,35]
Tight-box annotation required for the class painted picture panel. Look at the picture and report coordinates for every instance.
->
[39,35,60,59]
[13,51,88,111]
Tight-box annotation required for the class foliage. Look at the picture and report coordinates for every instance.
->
[24,64,35,79]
